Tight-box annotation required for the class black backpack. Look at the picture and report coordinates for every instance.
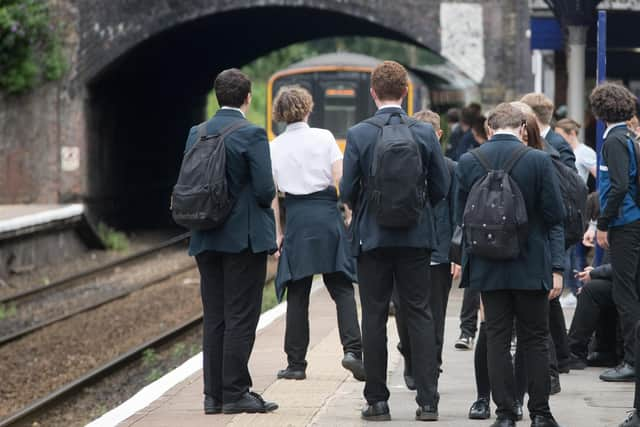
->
[463,146,529,260]
[550,158,588,248]
[365,113,427,228]
[171,120,249,230]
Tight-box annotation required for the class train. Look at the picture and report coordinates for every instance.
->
[266,52,477,150]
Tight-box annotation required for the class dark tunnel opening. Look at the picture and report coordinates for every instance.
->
[86,6,423,229]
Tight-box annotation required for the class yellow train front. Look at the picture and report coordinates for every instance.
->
[267,52,437,151]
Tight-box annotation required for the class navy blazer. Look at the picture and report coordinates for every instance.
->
[431,157,457,264]
[340,107,450,255]
[455,134,565,291]
[183,109,277,256]
[546,129,577,171]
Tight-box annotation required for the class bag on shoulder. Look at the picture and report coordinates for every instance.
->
[366,112,427,228]
[462,146,529,260]
[626,132,640,207]
[550,158,588,248]
[171,120,249,230]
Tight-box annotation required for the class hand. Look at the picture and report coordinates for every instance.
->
[451,263,461,280]
[549,272,563,300]
[583,228,595,247]
[274,233,284,260]
[596,229,609,249]
[576,270,592,283]
[343,206,353,227]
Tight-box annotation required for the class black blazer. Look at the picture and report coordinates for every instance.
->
[184,109,277,256]
[455,134,565,291]
[340,107,450,255]
[546,129,577,171]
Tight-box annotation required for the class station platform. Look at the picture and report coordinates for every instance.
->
[0,204,84,238]
[94,284,633,427]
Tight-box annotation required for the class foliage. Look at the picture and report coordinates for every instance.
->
[97,222,130,252]
[0,303,16,320]
[261,281,278,313]
[0,0,66,94]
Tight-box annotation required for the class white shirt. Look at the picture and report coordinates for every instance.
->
[270,122,343,195]
[540,126,551,139]
[220,106,245,117]
[378,104,403,111]
[573,143,597,183]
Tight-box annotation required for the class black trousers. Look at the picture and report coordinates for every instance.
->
[548,296,570,374]
[635,320,640,409]
[475,321,491,399]
[196,250,267,403]
[394,263,452,370]
[482,289,552,420]
[610,221,640,365]
[568,278,615,360]
[359,247,437,406]
[460,287,480,338]
[284,272,362,370]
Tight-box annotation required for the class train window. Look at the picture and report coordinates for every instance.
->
[322,82,357,139]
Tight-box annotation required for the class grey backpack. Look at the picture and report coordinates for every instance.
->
[171,120,249,230]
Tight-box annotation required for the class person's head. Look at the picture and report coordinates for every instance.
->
[628,113,640,136]
[589,82,637,125]
[370,60,409,106]
[486,102,527,140]
[272,85,314,125]
[214,68,252,110]
[520,92,555,127]
[555,118,581,147]
[471,115,488,145]
[414,109,443,140]
[460,105,480,130]
[446,108,460,124]
[510,101,544,149]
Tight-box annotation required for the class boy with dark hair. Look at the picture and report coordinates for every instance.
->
[590,83,640,388]
[185,68,278,415]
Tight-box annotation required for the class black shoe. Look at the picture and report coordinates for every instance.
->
[468,397,490,420]
[416,404,438,421]
[587,351,618,367]
[568,354,588,370]
[490,418,516,427]
[361,401,391,421]
[204,395,222,414]
[222,391,278,414]
[550,375,561,395]
[600,363,636,382]
[620,410,640,427]
[455,334,474,350]
[514,400,523,421]
[557,358,571,374]
[342,352,366,381]
[531,414,562,427]
[277,366,306,380]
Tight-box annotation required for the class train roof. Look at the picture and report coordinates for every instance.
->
[285,52,382,70]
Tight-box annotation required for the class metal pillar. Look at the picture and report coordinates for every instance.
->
[595,10,607,267]
[567,25,588,125]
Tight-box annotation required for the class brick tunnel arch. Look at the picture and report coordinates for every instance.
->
[81,3,443,228]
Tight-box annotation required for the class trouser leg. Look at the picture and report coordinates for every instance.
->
[549,296,570,368]
[196,251,224,400]
[475,321,491,400]
[392,286,412,364]
[568,280,612,359]
[460,288,480,338]
[284,276,313,370]
[221,250,267,403]
[610,222,640,366]
[430,263,452,368]
[564,246,580,295]
[514,341,527,402]
[358,249,394,404]
[514,291,552,418]
[323,272,362,357]
[635,320,640,409]
[394,248,437,406]
[482,290,517,420]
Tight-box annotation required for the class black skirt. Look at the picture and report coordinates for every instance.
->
[275,187,357,301]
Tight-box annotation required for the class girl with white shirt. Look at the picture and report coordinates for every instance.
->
[270,86,365,382]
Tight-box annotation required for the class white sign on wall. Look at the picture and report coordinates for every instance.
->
[440,3,485,83]
[598,0,640,10]
[61,146,80,172]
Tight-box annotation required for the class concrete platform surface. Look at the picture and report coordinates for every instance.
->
[116,285,633,427]
[0,204,83,230]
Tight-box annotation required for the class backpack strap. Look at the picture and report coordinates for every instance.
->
[469,148,492,172]
[364,115,387,129]
[197,122,209,140]
[503,145,530,174]
[218,119,251,140]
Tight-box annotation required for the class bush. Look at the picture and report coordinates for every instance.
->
[0,0,67,94]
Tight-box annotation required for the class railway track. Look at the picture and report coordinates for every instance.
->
[0,315,203,427]
[0,232,191,346]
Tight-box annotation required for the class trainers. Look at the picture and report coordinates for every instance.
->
[455,334,474,350]
[620,409,640,427]
[559,293,577,308]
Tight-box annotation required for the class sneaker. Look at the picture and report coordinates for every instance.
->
[455,334,474,350]
[620,409,640,427]
[559,293,577,308]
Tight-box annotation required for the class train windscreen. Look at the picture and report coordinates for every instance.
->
[322,84,357,139]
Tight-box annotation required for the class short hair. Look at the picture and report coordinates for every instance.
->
[520,93,555,125]
[413,109,441,132]
[371,61,408,101]
[555,118,581,135]
[471,115,487,140]
[525,114,545,151]
[272,85,314,124]
[486,103,526,131]
[461,105,480,126]
[446,108,460,123]
[589,82,637,123]
[214,68,251,108]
